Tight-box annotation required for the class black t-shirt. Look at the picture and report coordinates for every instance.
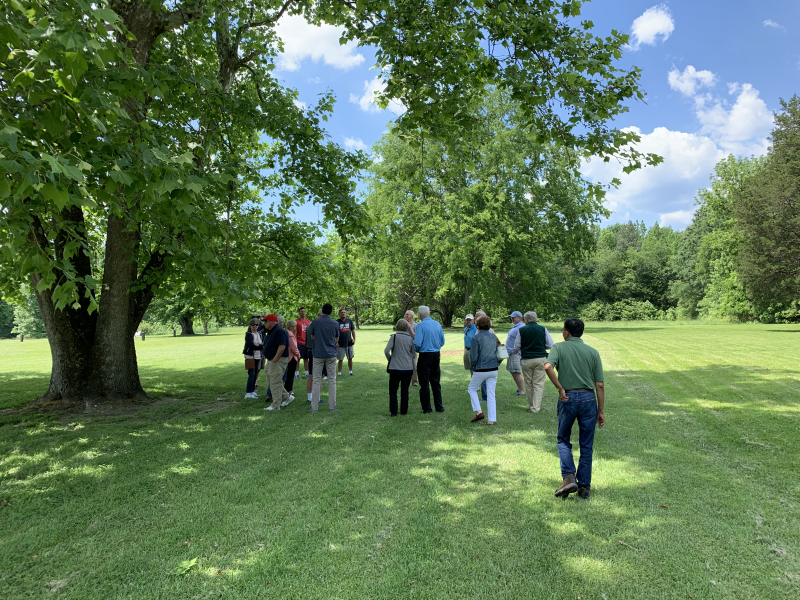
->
[337,318,355,346]
[264,325,289,359]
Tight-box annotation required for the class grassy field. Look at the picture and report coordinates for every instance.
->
[1,322,799,599]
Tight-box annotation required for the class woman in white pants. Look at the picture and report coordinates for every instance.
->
[468,315,500,425]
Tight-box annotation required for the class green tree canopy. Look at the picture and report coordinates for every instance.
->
[733,96,800,305]
[362,89,606,324]
[1,0,653,402]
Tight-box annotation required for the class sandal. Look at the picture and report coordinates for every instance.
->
[483,421,496,426]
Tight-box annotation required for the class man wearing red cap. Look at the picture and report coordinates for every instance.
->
[262,314,290,411]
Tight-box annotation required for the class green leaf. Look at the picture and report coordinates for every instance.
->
[41,183,69,210]
[0,178,10,199]
[92,8,120,24]
[64,52,89,81]
[53,70,75,95]
[170,557,198,576]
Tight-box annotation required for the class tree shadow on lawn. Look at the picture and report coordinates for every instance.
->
[5,359,799,597]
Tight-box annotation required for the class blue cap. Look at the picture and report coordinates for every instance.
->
[508,311,523,318]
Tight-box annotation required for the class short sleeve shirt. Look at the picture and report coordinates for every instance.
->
[264,325,289,360]
[337,318,355,346]
[295,318,311,346]
[546,337,604,390]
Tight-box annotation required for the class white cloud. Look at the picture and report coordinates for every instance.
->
[660,210,695,227]
[349,77,405,115]
[307,76,321,84]
[628,5,675,50]
[350,77,385,113]
[695,83,772,155]
[293,100,307,110]
[344,137,369,152]
[275,15,364,71]
[583,126,725,219]
[763,19,786,31]
[668,65,716,96]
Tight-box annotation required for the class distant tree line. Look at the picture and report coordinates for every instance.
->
[345,96,800,324]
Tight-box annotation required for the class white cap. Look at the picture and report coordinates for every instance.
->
[465,314,475,320]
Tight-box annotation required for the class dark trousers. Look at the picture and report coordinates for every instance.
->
[285,358,298,393]
[389,371,412,416]
[557,391,598,489]
[417,351,443,412]
[246,367,258,393]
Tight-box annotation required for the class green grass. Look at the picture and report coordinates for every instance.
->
[1,322,799,599]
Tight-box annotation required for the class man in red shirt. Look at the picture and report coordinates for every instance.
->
[295,307,311,378]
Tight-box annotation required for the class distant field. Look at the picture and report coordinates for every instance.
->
[1,322,799,599]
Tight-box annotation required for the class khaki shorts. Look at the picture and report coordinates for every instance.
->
[505,352,522,373]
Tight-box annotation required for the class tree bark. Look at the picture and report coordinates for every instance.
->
[203,319,209,335]
[179,315,195,336]
[28,2,204,404]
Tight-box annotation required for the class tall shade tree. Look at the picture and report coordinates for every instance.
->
[364,90,607,324]
[734,96,800,305]
[1,0,654,402]
[668,155,764,321]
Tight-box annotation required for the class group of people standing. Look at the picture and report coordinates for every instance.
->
[243,303,357,412]
[243,304,605,500]
[384,307,605,499]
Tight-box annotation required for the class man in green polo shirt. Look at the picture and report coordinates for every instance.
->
[544,318,605,500]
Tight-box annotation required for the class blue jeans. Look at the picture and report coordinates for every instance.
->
[246,367,258,393]
[557,391,598,489]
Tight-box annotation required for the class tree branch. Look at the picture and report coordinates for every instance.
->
[162,1,206,30]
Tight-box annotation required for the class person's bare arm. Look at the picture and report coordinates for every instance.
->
[544,362,568,401]
[271,345,286,362]
[595,382,605,427]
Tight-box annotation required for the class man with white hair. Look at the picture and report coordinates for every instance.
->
[514,311,554,413]
[404,310,418,386]
[413,305,446,413]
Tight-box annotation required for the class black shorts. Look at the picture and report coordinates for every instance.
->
[297,343,308,359]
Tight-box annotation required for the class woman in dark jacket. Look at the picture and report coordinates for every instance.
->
[243,317,264,399]
[468,315,500,424]
[384,319,416,416]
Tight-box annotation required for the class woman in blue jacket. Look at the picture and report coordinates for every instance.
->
[468,315,501,424]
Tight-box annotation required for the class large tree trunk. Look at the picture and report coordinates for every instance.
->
[28,1,200,404]
[179,315,195,336]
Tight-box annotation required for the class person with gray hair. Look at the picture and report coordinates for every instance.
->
[384,319,416,416]
[413,305,446,413]
[513,311,554,413]
[404,310,418,386]
[505,311,526,396]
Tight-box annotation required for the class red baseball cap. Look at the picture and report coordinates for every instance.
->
[264,314,278,322]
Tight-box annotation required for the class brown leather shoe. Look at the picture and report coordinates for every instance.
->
[555,474,578,498]
[577,487,591,500]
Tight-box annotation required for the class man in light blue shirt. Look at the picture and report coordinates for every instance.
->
[506,311,525,396]
[414,306,446,413]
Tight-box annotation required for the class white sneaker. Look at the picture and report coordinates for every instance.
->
[244,392,256,399]
[281,395,295,407]
[264,405,280,411]
[294,372,300,379]
[338,372,342,377]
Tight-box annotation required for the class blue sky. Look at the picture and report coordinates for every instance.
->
[273,1,800,229]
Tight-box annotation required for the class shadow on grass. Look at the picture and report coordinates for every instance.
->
[2,356,799,597]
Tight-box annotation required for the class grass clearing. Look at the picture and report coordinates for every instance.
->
[1,322,799,599]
